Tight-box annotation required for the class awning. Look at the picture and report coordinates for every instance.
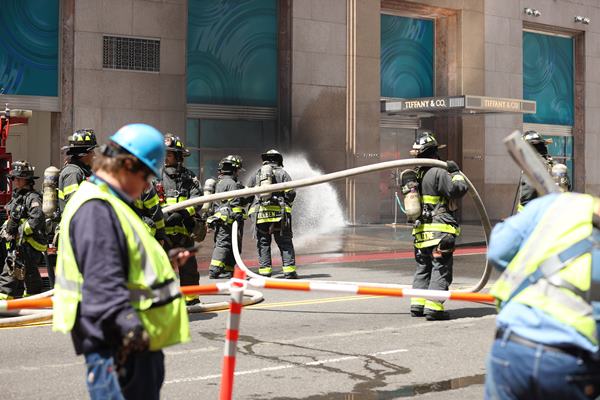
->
[381,95,536,117]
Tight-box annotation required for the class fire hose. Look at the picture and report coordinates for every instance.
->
[164,159,492,293]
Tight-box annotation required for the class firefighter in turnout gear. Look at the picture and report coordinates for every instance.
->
[485,193,600,399]
[53,123,190,399]
[518,130,557,211]
[0,161,46,299]
[58,129,98,212]
[155,133,204,305]
[408,130,468,320]
[207,155,248,279]
[247,150,298,279]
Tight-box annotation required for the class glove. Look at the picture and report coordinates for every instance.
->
[283,191,296,204]
[121,325,150,354]
[446,160,460,173]
[6,219,18,235]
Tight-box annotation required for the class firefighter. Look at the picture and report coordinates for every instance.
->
[517,130,556,211]
[58,129,98,212]
[53,123,190,400]
[485,192,600,399]
[134,186,166,243]
[247,149,298,279]
[44,129,99,288]
[408,130,468,320]
[155,133,204,305]
[207,155,247,279]
[0,161,46,299]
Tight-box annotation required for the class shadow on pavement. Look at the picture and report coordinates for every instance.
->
[450,306,497,320]
[188,312,219,322]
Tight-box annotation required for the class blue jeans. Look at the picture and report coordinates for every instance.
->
[84,351,124,400]
[84,350,164,400]
[485,333,600,399]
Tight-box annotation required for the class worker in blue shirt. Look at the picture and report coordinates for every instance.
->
[485,192,600,399]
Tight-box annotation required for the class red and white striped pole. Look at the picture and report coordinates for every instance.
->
[219,267,247,400]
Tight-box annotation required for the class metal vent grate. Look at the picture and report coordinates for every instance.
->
[103,36,160,72]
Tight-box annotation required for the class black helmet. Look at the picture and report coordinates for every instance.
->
[218,155,243,173]
[164,133,190,157]
[410,130,445,157]
[261,149,283,166]
[8,160,38,180]
[523,130,551,156]
[62,129,98,154]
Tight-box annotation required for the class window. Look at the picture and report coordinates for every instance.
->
[381,14,434,99]
[187,0,277,106]
[0,0,59,96]
[523,30,575,184]
[523,32,574,126]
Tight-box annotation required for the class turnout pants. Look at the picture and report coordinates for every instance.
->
[164,234,199,300]
[410,245,453,312]
[209,222,243,278]
[256,222,296,276]
[0,243,43,298]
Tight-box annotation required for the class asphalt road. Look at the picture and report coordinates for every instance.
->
[0,251,496,399]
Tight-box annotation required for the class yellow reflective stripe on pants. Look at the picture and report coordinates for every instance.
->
[425,300,444,311]
[211,259,225,267]
[282,265,296,273]
[258,266,272,274]
[165,226,189,236]
[411,297,426,306]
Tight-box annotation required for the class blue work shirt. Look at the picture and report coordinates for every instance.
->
[488,193,598,353]
[69,175,142,355]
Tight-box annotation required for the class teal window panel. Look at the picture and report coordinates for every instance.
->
[185,119,201,177]
[381,15,434,99]
[187,0,277,106]
[523,32,574,126]
[199,119,275,148]
[0,0,59,97]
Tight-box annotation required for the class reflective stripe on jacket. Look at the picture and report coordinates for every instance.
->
[491,193,598,345]
[52,181,190,351]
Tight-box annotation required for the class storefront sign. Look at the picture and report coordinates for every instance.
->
[382,95,536,115]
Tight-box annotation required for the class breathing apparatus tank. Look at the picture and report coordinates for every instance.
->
[400,169,421,222]
[42,166,60,217]
[551,163,570,192]
[201,178,217,215]
[258,163,274,203]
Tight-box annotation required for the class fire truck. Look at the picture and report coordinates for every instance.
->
[0,104,31,210]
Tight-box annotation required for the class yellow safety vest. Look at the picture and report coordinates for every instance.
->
[491,193,598,345]
[53,181,190,351]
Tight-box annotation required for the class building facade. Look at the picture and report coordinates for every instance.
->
[1,0,598,223]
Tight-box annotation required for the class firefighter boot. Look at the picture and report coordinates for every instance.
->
[284,271,298,279]
[410,298,425,317]
[424,300,449,321]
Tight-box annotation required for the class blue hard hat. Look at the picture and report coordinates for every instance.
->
[109,124,165,176]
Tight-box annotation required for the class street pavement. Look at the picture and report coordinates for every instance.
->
[0,224,497,399]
